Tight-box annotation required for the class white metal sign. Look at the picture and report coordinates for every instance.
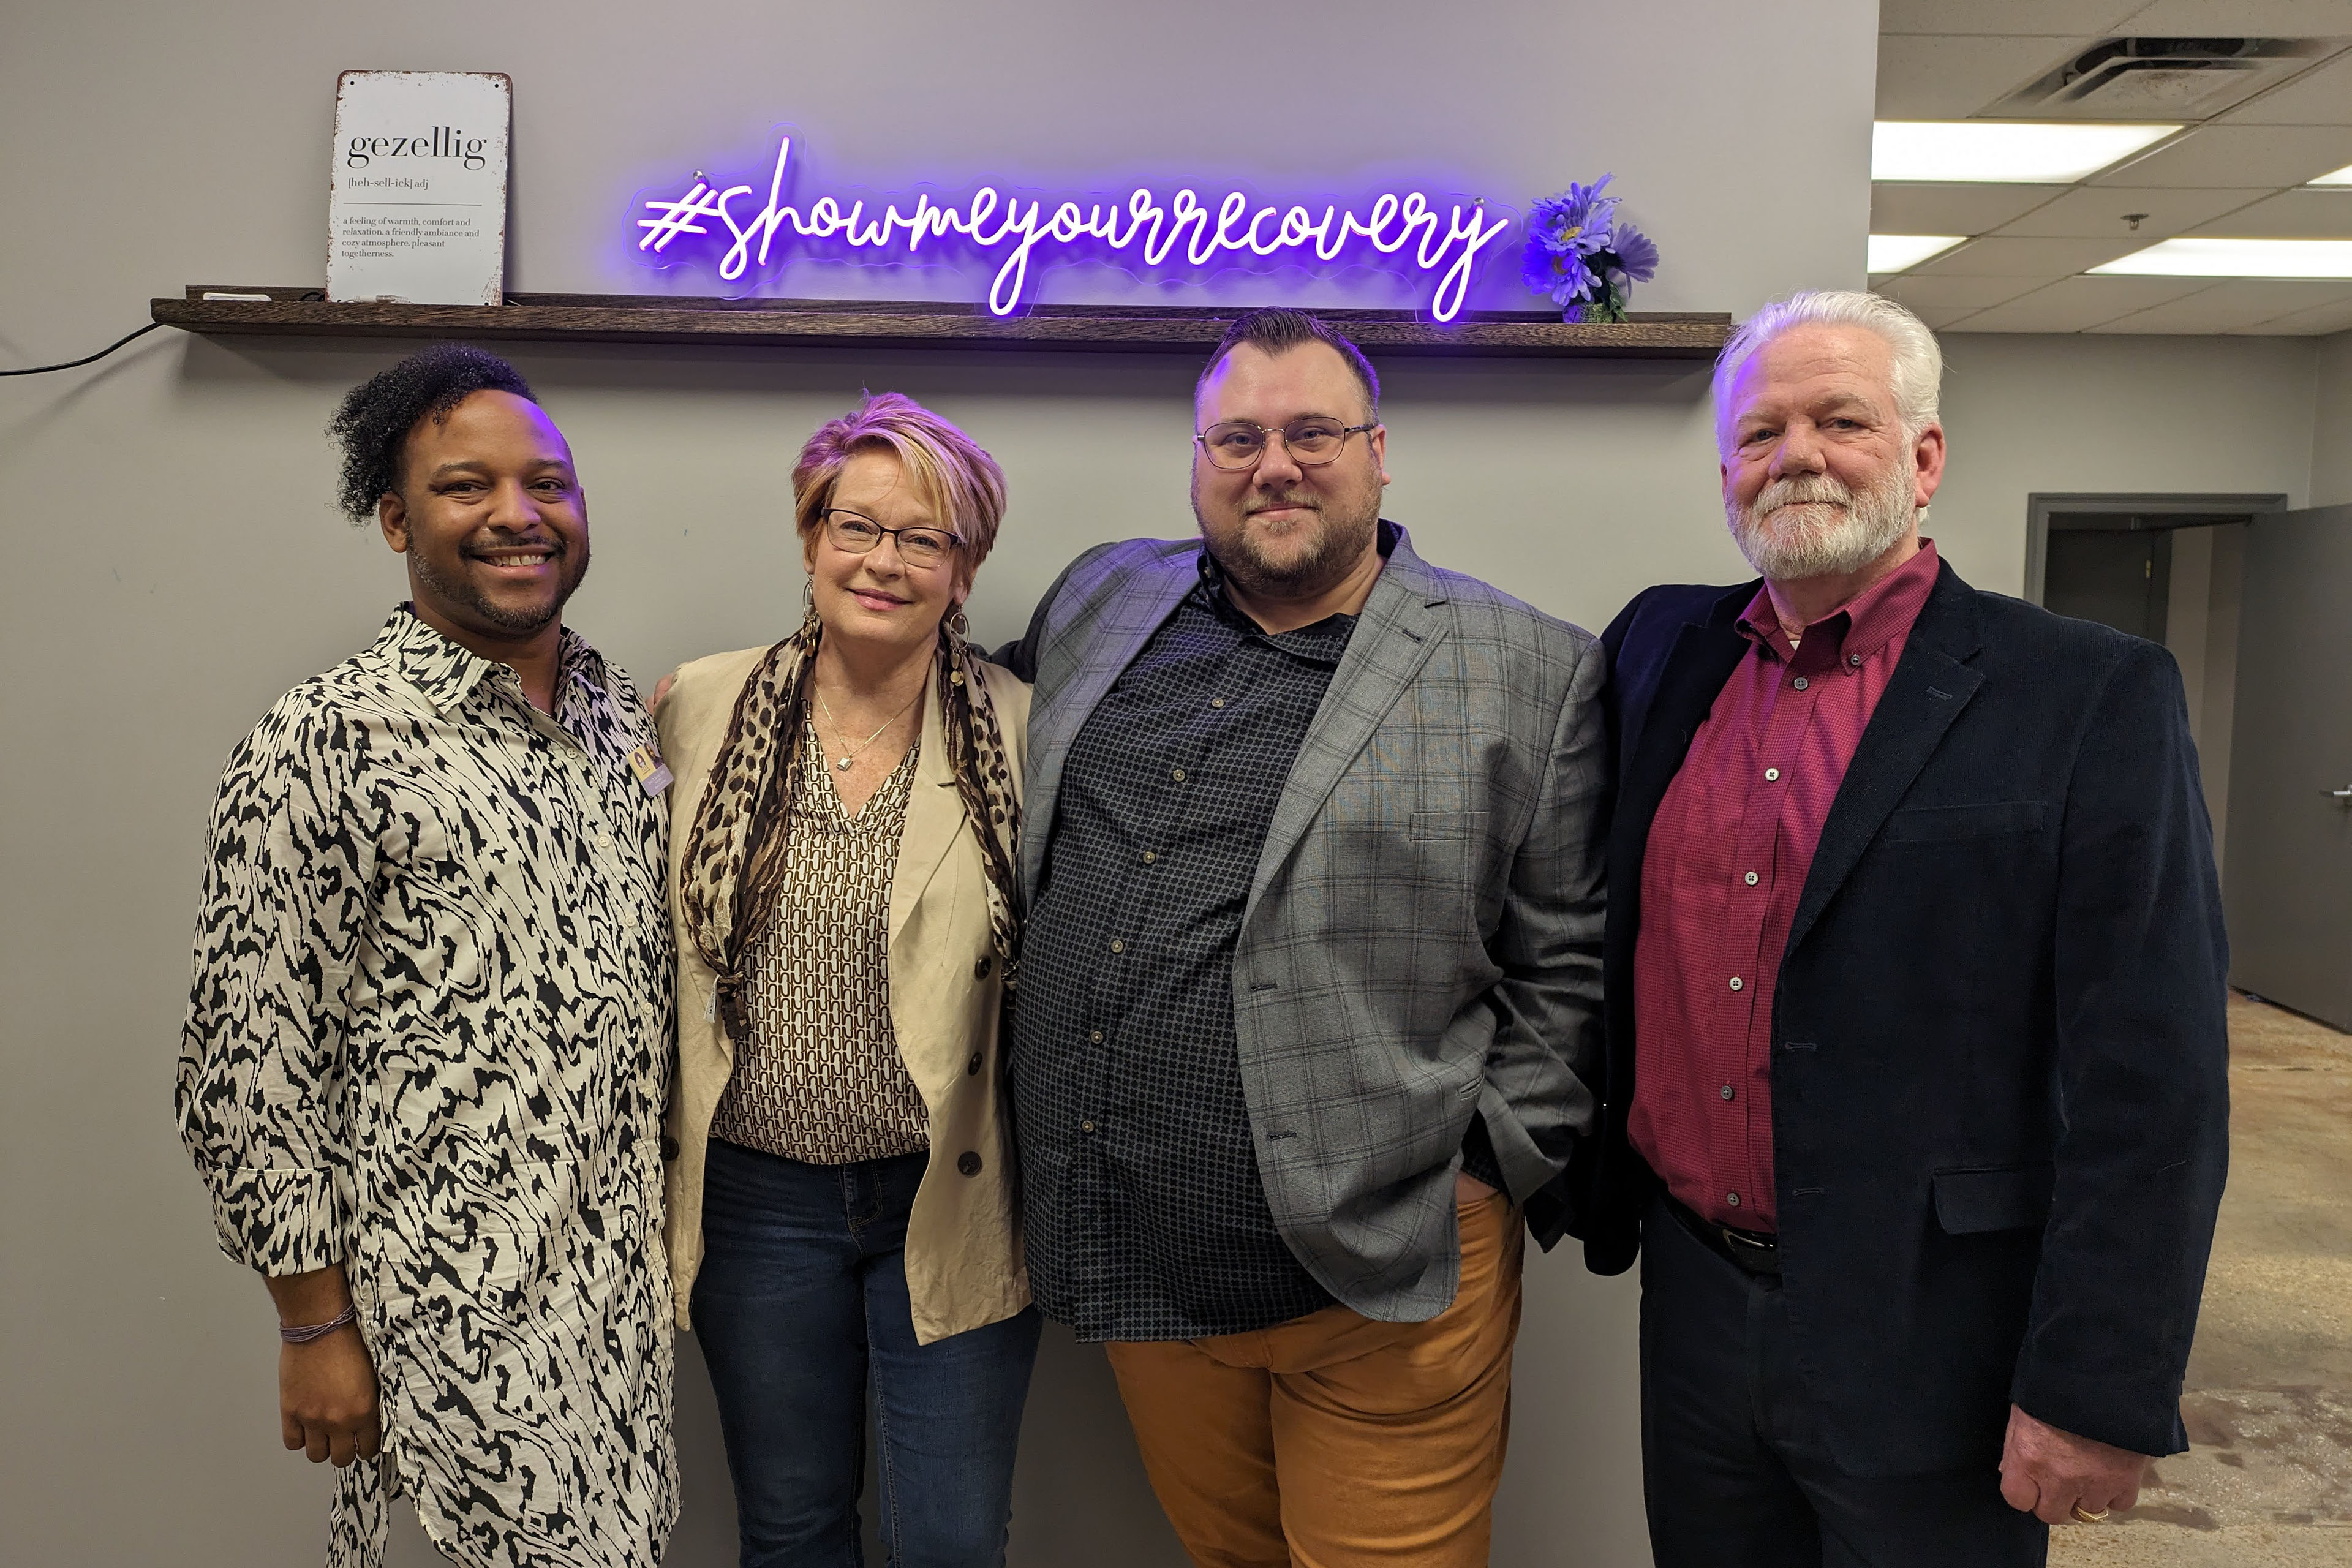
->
[327,71,511,305]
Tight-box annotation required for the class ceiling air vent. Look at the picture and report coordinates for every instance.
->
[1989,37,2337,121]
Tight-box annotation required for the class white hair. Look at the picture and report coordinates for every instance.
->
[1713,290,1943,456]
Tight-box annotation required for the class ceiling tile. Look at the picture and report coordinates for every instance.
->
[1911,235,2146,276]
[1877,0,2142,36]
[1944,278,2218,332]
[2087,279,2352,331]
[1879,36,2087,119]
[2120,0,2352,35]
[1993,186,2269,238]
[2226,296,2352,333]
[1905,302,1996,330]
[2093,124,2352,188]
[2189,187,2352,236]
[1870,275,2046,310]
[1872,183,2062,233]
[2217,48,2352,126]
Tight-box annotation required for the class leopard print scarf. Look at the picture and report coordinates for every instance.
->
[679,608,1022,1046]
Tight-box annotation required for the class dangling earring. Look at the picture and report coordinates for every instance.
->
[949,605,970,637]
[801,578,820,633]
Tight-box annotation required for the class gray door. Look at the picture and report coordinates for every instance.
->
[2224,504,2352,1030]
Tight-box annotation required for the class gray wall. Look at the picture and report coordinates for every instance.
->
[0,2,1880,1565]
[2315,328,2352,508]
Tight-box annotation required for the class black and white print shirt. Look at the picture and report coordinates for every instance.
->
[178,608,679,1568]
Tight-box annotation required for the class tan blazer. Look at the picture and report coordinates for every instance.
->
[657,644,1031,1344]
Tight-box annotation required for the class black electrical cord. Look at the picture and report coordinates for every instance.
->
[1,320,168,377]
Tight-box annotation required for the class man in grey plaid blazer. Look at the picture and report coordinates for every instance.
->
[995,307,1605,1566]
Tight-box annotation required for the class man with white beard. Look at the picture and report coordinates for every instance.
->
[1566,290,2230,1566]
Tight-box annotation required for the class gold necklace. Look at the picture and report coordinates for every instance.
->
[813,685,919,772]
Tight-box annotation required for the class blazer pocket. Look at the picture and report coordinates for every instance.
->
[1931,1163,2055,1235]
[1885,801,2046,843]
[1409,810,1490,842]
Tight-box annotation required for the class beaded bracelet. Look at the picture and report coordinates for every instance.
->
[279,1303,358,1344]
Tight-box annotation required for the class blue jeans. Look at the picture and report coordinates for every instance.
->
[692,1139,1041,1568]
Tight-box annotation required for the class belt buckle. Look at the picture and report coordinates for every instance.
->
[1716,1223,1778,1272]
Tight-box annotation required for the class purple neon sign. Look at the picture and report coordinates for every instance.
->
[636,136,1517,322]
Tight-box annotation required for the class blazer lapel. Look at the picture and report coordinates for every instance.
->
[1618,609,1752,857]
[1019,552,1196,897]
[1785,564,1985,954]
[1244,532,1447,913]
[889,668,965,945]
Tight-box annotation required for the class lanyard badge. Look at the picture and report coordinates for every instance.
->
[627,742,674,796]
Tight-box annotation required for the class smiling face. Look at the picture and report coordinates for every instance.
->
[379,389,589,642]
[1189,341,1389,600]
[1718,323,1944,582]
[804,447,961,659]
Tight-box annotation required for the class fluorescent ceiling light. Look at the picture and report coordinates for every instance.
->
[1868,235,1968,273]
[2092,238,2352,278]
[2309,162,2352,186]
[1872,121,2177,183]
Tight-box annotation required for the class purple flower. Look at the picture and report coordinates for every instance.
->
[1612,222,1659,282]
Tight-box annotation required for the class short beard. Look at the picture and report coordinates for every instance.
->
[409,540,587,635]
[1728,466,1916,581]
[1192,469,1383,600]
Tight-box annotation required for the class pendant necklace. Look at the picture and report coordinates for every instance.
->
[814,685,920,772]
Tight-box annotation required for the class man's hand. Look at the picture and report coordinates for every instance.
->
[281,1330,382,1466]
[263,1265,382,1468]
[1999,1404,2149,1523]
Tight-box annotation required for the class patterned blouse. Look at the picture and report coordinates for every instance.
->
[176,609,678,1568]
[711,726,930,1164]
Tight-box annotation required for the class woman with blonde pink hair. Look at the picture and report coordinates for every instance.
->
[655,392,1035,1566]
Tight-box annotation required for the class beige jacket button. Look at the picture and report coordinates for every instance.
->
[661,1134,680,1163]
[974,954,992,978]
[967,1052,984,1076]
[957,1151,983,1177]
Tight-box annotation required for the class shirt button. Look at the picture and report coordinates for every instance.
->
[1080,1120,1096,1134]
[1727,1191,1742,1208]
[1090,1030,1104,1044]
[1721,1084,1736,1101]
[1792,676,1809,691]
[1142,850,1157,864]
[1171,767,1186,782]
[1764,767,1780,782]
[1744,871,1759,886]
[1110,939,1125,954]
[1211,698,1226,709]
[1729,976,1744,991]
[1849,652,1863,667]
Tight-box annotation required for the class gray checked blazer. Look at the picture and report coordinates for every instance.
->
[1000,524,1607,1322]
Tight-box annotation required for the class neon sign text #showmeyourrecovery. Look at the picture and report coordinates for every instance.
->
[636,137,1517,321]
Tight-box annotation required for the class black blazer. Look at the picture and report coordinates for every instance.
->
[1571,559,2230,1474]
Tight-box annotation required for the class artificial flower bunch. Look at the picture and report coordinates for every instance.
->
[1522,175,1659,323]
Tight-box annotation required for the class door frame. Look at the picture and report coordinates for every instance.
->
[2023,492,2288,606]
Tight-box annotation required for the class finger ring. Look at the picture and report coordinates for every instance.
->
[2070,1505,2109,1524]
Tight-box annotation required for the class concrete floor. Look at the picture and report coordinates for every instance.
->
[2051,993,2352,1567]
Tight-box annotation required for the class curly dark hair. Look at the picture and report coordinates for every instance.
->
[327,344,537,522]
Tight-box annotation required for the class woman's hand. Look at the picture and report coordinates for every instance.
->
[651,672,677,713]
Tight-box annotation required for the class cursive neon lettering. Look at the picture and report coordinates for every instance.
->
[637,135,1519,320]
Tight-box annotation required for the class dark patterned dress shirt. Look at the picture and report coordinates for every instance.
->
[1016,557,1375,1341]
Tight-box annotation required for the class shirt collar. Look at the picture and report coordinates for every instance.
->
[375,605,605,716]
[1737,538,1941,666]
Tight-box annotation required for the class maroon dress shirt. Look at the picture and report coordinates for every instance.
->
[1629,541,1943,1232]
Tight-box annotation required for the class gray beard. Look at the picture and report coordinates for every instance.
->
[1728,467,1916,581]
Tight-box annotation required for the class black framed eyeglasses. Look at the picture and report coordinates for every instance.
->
[1194,417,1379,470]
[820,508,963,568]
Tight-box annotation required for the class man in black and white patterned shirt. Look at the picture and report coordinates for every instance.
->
[998,309,1607,1567]
[177,346,678,1568]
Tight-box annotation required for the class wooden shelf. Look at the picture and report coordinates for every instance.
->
[154,287,1733,359]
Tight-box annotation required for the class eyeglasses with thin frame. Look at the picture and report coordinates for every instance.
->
[1194,417,1379,470]
[820,508,963,568]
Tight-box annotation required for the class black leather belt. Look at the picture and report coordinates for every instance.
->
[1666,1195,1781,1276]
